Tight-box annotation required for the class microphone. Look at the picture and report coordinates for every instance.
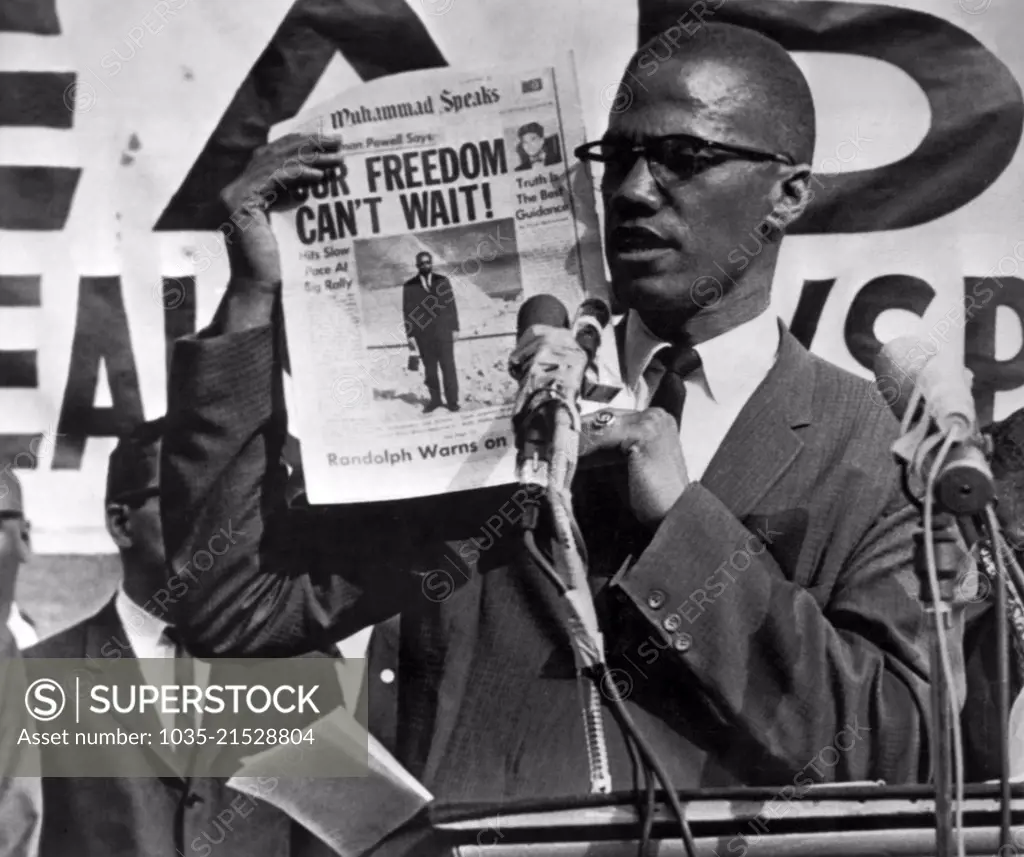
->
[874,336,976,440]
[572,298,611,364]
[571,299,620,403]
[512,295,617,486]
[873,336,994,515]
[516,294,571,340]
[513,295,573,488]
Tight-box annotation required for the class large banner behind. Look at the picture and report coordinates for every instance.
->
[1,0,1022,552]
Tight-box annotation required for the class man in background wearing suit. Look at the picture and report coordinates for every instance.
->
[0,469,37,650]
[161,23,969,798]
[26,420,341,857]
[403,251,460,413]
[963,408,1024,780]
[0,470,41,857]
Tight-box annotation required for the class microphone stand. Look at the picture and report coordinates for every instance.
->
[878,346,1014,854]
[995,534,1013,856]
[904,460,1014,857]
[913,512,960,857]
[889,380,1008,857]
[514,393,700,857]
[983,511,1016,857]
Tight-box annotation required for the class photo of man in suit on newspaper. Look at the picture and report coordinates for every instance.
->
[351,224,524,423]
[403,252,461,414]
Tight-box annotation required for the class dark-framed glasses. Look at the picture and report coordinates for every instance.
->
[0,511,24,524]
[574,133,794,185]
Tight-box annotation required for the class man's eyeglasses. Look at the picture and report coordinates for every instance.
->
[0,511,24,524]
[574,134,794,186]
[108,487,159,509]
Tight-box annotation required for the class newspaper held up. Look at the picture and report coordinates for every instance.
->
[269,55,607,505]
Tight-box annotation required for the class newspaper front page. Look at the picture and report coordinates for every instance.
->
[270,56,606,504]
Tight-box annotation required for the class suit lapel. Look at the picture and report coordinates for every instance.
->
[699,323,814,519]
[82,598,137,665]
[82,600,187,782]
[614,318,627,369]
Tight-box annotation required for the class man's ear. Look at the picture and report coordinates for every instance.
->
[16,519,31,564]
[105,502,132,550]
[766,164,814,238]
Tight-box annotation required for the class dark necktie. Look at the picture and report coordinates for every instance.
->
[646,345,702,427]
[162,626,197,770]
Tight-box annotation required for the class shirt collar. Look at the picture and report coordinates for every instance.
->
[624,307,780,402]
[6,604,36,649]
[114,585,172,647]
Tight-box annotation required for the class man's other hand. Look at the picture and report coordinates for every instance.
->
[220,133,345,290]
[579,408,690,528]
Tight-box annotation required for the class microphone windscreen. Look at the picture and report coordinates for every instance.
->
[873,335,932,421]
[874,334,976,437]
[517,294,569,339]
[572,298,611,362]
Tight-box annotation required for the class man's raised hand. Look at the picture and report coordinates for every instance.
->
[220,132,346,290]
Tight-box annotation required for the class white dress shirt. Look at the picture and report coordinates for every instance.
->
[114,587,209,731]
[617,308,781,481]
[335,627,372,711]
[6,602,38,649]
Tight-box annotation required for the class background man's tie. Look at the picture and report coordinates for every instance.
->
[646,346,702,426]
[162,626,197,771]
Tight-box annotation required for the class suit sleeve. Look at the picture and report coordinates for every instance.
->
[161,323,441,657]
[610,434,967,785]
[0,630,41,857]
[961,594,1024,781]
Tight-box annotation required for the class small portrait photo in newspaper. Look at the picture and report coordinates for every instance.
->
[511,119,564,172]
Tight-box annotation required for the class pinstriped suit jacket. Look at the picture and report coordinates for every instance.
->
[161,318,969,800]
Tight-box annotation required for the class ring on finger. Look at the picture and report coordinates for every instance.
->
[592,411,616,430]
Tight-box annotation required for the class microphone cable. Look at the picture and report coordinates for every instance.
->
[923,429,967,857]
[623,724,657,855]
[597,661,698,857]
[521,496,698,857]
[513,311,696,857]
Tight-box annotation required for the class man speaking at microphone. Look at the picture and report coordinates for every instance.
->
[161,22,967,799]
